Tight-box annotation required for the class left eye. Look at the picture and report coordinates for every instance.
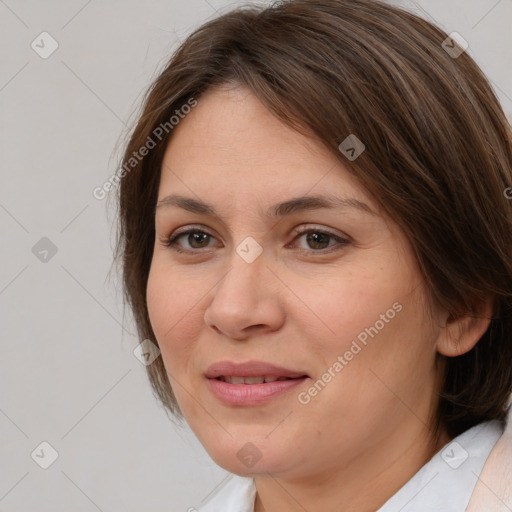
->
[290,229,349,252]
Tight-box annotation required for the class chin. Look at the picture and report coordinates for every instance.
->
[201,434,299,477]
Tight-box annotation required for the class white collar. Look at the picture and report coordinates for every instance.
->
[377,420,503,511]
[196,420,504,512]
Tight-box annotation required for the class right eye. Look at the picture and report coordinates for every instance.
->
[158,228,220,253]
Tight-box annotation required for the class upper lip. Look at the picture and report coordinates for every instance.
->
[205,360,309,379]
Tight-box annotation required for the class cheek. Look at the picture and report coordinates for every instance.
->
[302,261,435,392]
[146,260,200,375]
[146,261,211,420]
[298,269,401,353]
[317,246,431,355]
[317,286,436,420]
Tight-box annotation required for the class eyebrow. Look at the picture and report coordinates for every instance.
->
[155,193,377,218]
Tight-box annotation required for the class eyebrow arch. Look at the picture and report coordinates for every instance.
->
[155,193,377,218]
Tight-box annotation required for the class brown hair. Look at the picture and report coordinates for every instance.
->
[114,0,512,438]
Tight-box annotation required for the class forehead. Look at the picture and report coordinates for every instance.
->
[158,85,375,211]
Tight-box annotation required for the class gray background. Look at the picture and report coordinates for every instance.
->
[1,0,511,511]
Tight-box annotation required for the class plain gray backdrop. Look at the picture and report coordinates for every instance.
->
[1,0,511,510]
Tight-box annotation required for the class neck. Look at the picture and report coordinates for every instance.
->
[253,421,451,512]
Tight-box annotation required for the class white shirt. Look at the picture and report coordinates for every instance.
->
[196,420,504,512]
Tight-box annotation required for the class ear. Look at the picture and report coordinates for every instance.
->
[436,295,495,357]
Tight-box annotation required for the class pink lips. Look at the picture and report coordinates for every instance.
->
[205,360,309,406]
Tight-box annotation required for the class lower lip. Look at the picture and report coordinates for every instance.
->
[207,377,308,406]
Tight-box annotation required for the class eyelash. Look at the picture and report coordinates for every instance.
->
[158,225,350,255]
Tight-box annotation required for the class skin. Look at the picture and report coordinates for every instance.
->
[146,84,492,512]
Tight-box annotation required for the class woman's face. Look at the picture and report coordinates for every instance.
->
[147,85,446,480]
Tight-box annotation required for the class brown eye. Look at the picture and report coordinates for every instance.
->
[292,228,350,252]
[186,232,211,248]
[305,232,331,250]
[159,229,217,252]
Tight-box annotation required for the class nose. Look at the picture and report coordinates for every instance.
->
[203,250,286,341]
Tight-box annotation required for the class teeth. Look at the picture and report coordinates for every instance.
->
[228,376,245,384]
[245,376,265,384]
[220,376,292,384]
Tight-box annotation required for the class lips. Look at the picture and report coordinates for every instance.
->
[205,360,309,381]
[218,375,294,384]
[205,360,310,406]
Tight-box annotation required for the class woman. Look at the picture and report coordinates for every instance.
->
[114,0,512,510]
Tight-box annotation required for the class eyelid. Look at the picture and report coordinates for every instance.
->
[169,223,216,238]
[164,223,349,241]
[290,224,350,241]
[160,224,220,251]
[158,223,351,254]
